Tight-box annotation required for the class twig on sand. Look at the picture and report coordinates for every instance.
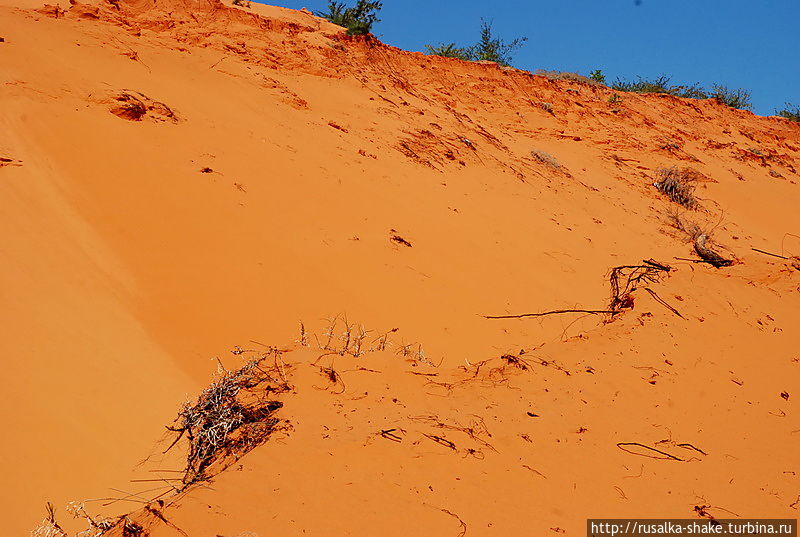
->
[677,443,708,456]
[424,433,457,450]
[616,442,684,461]
[644,288,684,319]
[484,309,614,319]
[485,259,673,320]
[380,428,404,442]
[751,247,789,260]
[439,508,468,537]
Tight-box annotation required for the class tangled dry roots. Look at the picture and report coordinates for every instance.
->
[167,353,287,486]
[608,259,672,311]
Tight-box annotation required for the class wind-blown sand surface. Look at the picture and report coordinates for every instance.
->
[1,0,798,534]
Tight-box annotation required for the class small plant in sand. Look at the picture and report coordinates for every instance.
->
[612,75,706,99]
[302,315,400,359]
[470,19,527,66]
[776,103,800,122]
[708,84,752,110]
[316,0,382,36]
[424,43,473,61]
[608,93,623,105]
[589,69,606,84]
[653,167,699,209]
[425,19,527,67]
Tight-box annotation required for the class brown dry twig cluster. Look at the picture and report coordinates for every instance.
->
[608,259,672,311]
[165,351,288,486]
[302,316,400,360]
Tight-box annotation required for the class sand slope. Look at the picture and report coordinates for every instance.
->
[1,0,798,534]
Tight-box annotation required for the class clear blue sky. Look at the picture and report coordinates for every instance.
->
[265,0,799,116]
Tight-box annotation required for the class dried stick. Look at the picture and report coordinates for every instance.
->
[751,247,789,260]
[484,309,615,319]
[616,442,684,461]
[694,234,733,267]
[644,288,684,319]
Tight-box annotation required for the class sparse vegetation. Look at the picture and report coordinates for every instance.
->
[426,19,527,67]
[315,0,383,36]
[424,43,473,61]
[653,167,699,209]
[536,70,600,85]
[608,93,622,105]
[589,69,606,84]
[776,103,800,122]
[611,75,705,99]
[708,84,752,110]
[610,76,753,110]
[471,20,527,66]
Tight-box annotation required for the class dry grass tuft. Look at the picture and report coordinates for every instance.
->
[31,503,68,537]
[535,70,601,86]
[653,167,700,208]
[530,149,561,168]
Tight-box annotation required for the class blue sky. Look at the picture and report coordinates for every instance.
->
[266,0,799,116]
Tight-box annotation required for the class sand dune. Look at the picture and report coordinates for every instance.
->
[1,0,798,534]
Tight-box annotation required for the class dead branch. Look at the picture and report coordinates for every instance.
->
[751,247,789,260]
[677,443,708,455]
[380,428,404,442]
[644,288,684,319]
[423,433,457,450]
[486,259,672,320]
[484,309,614,319]
[609,260,672,311]
[694,234,734,268]
[616,442,684,461]
[440,508,467,537]
[165,354,285,486]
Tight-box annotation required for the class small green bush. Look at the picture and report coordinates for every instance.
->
[425,19,527,67]
[708,84,752,110]
[589,70,606,84]
[424,43,473,61]
[776,103,800,122]
[611,76,753,110]
[316,0,382,36]
[612,75,671,94]
[471,20,527,66]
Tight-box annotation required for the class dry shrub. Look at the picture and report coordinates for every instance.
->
[654,167,700,208]
[31,503,67,537]
[167,354,287,486]
[665,207,702,240]
[535,69,601,86]
[530,149,560,168]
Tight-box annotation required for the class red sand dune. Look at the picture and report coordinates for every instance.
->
[1,0,798,534]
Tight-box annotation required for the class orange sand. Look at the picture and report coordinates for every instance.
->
[1,0,798,534]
